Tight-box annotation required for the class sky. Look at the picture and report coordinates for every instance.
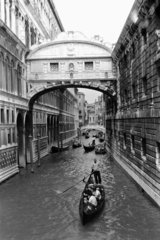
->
[54,0,135,103]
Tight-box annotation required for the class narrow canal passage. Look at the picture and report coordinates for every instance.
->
[0,136,160,240]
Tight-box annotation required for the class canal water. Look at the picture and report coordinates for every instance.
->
[0,135,160,240]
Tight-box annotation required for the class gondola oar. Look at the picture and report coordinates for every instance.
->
[61,171,93,194]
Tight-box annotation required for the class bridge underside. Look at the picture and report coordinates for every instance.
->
[28,80,116,109]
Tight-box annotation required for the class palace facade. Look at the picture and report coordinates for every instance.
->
[0,0,78,182]
[106,0,160,206]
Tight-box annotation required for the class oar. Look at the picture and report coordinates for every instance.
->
[61,171,93,194]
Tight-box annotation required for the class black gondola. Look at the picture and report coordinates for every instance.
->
[85,131,90,139]
[51,145,69,153]
[83,144,95,151]
[95,145,106,154]
[72,142,82,148]
[79,177,105,225]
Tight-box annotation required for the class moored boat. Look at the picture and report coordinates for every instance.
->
[51,145,69,153]
[72,142,82,148]
[83,144,95,151]
[85,131,90,139]
[95,144,106,154]
[79,177,105,225]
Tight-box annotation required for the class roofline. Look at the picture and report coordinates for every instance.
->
[48,0,65,32]
[112,0,142,60]
[26,39,112,59]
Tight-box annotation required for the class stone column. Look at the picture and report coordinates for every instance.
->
[6,0,10,27]
[0,0,5,22]
[11,1,16,33]
[15,7,19,37]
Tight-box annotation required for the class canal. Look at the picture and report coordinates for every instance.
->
[0,135,160,240]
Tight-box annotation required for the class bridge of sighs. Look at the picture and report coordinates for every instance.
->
[24,31,117,167]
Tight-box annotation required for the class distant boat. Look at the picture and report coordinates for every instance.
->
[51,145,69,153]
[72,142,82,148]
[85,131,90,139]
[83,143,95,152]
[95,144,106,154]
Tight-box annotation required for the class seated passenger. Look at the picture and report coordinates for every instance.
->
[88,193,97,206]
[94,187,101,200]
[83,197,88,204]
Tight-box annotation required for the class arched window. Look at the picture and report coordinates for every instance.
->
[5,57,9,91]
[17,64,22,96]
[11,60,14,93]
[0,53,3,90]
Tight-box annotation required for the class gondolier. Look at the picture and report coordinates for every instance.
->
[91,158,101,184]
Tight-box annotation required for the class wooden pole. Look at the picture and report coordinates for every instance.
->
[37,133,40,167]
[29,134,34,173]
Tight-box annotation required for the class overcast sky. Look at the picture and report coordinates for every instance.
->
[54,0,135,103]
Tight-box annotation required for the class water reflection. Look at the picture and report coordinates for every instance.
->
[0,136,160,240]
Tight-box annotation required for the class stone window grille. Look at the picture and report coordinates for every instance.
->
[85,62,93,70]
[141,28,147,46]
[50,63,59,72]
[131,134,135,154]
[117,131,120,146]
[124,89,127,103]
[132,83,136,99]
[157,66,160,91]
[142,76,147,96]
[156,142,160,171]
[141,138,147,161]
[123,133,127,150]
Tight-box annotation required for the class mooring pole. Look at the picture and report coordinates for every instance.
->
[37,133,40,167]
[29,134,34,173]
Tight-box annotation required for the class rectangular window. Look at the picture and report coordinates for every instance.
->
[85,62,93,70]
[156,142,160,171]
[142,138,146,160]
[142,76,147,96]
[132,83,136,99]
[123,133,127,150]
[1,109,4,123]
[50,63,59,72]
[7,110,9,123]
[157,66,160,91]
[131,135,135,154]
[124,89,127,103]
[12,128,15,143]
[141,29,147,45]
[8,129,11,144]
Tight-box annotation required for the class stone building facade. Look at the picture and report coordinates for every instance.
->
[106,0,160,206]
[0,0,78,183]
[77,92,85,127]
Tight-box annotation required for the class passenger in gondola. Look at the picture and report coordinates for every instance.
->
[91,158,102,184]
[88,192,97,206]
[83,196,88,204]
[94,187,101,201]
[92,136,96,145]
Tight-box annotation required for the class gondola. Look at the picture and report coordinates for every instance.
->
[51,145,69,153]
[95,145,106,154]
[79,176,105,225]
[72,142,82,148]
[85,132,90,139]
[83,143,95,151]
[99,134,105,142]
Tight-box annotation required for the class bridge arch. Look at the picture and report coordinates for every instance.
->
[26,31,117,136]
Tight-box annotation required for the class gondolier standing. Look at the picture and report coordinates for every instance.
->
[91,158,101,184]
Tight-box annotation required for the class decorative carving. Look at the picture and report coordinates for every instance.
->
[67,43,75,56]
